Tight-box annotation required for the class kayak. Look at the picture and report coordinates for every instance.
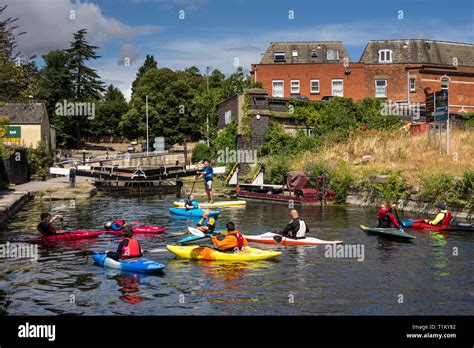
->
[166,245,281,261]
[360,225,415,240]
[92,253,165,273]
[169,208,220,217]
[403,219,474,232]
[177,229,225,245]
[17,230,104,243]
[106,226,168,235]
[173,200,246,208]
[243,232,343,245]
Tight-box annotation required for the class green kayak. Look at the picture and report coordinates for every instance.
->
[360,225,415,240]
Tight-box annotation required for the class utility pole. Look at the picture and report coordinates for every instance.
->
[146,94,149,156]
[206,66,210,147]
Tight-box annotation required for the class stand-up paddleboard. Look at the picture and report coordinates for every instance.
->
[173,201,246,208]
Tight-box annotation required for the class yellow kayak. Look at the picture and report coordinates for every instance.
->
[173,200,247,208]
[166,245,281,261]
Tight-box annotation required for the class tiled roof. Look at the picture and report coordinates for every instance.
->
[359,39,474,66]
[0,103,47,124]
[259,41,351,64]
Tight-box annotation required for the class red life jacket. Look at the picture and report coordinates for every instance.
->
[37,223,56,235]
[441,210,452,225]
[113,219,125,227]
[121,238,141,258]
[229,230,244,250]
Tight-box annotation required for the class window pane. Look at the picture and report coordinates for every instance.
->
[272,81,284,97]
[332,80,343,96]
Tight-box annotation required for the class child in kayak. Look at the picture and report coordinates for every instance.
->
[184,194,199,210]
[106,225,143,260]
[37,212,65,236]
[104,218,127,232]
[211,222,248,252]
[196,209,216,234]
[425,204,452,226]
[377,201,400,228]
[276,209,309,239]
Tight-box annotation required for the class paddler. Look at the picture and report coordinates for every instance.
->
[37,212,65,236]
[184,194,199,210]
[276,209,309,239]
[377,201,400,229]
[104,218,127,232]
[196,209,216,234]
[197,159,214,203]
[105,225,143,260]
[210,222,248,252]
[425,204,452,226]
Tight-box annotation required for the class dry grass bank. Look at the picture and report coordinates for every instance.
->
[293,128,474,184]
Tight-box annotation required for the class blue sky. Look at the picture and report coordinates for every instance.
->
[6,0,474,99]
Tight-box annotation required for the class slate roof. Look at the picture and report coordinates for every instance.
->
[259,41,352,64]
[0,103,47,124]
[359,39,474,67]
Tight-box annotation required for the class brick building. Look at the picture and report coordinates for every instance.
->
[250,41,365,101]
[360,39,474,113]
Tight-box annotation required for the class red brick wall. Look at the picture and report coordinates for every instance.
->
[252,63,366,101]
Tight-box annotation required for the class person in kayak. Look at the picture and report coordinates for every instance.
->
[276,209,309,239]
[184,194,199,210]
[103,218,127,232]
[425,204,452,226]
[106,225,143,260]
[377,201,400,229]
[196,209,216,234]
[37,212,64,236]
[197,160,214,203]
[211,222,248,252]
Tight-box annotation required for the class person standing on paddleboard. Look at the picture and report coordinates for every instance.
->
[184,194,199,210]
[277,209,309,239]
[105,225,143,260]
[425,204,453,226]
[197,160,214,203]
[210,222,248,252]
[37,213,65,236]
[196,209,216,234]
[377,201,400,229]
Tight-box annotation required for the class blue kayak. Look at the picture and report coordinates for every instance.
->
[169,208,220,217]
[177,228,225,244]
[92,253,165,273]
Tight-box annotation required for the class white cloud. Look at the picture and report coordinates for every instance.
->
[117,43,140,66]
[5,0,163,57]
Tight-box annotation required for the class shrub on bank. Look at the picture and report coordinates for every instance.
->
[191,143,214,163]
[329,161,354,204]
[26,141,53,175]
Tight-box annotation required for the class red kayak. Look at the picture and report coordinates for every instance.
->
[405,219,474,232]
[106,225,168,235]
[17,230,104,243]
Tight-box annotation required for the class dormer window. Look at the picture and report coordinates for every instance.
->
[378,49,393,63]
[274,52,286,62]
[311,49,318,57]
[292,50,298,57]
[327,49,339,61]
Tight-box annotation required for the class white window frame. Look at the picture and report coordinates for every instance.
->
[409,78,416,92]
[327,49,339,61]
[272,80,284,97]
[292,50,298,57]
[375,79,387,98]
[224,110,232,125]
[290,80,300,94]
[331,79,344,96]
[274,52,286,62]
[378,49,393,63]
[310,79,320,94]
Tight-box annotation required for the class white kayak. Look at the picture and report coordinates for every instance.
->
[243,232,343,245]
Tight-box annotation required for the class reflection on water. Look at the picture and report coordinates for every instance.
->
[0,195,473,315]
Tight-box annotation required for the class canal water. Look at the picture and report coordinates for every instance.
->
[0,195,473,315]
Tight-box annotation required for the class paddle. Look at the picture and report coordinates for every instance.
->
[187,227,224,240]
[189,176,198,196]
[393,208,405,231]
[272,232,284,243]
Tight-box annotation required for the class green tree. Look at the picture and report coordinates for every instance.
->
[131,54,158,94]
[65,29,104,147]
[90,85,128,139]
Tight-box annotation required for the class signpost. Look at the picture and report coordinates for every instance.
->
[427,77,450,154]
[1,126,22,142]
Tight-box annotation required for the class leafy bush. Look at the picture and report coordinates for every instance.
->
[213,121,237,154]
[329,161,354,204]
[370,171,408,202]
[262,155,290,185]
[191,143,214,163]
[421,172,454,203]
[304,161,329,188]
[27,142,53,175]
[355,98,402,130]
[459,112,474,128]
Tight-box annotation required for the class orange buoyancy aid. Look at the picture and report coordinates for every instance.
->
[122,238,141,258]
